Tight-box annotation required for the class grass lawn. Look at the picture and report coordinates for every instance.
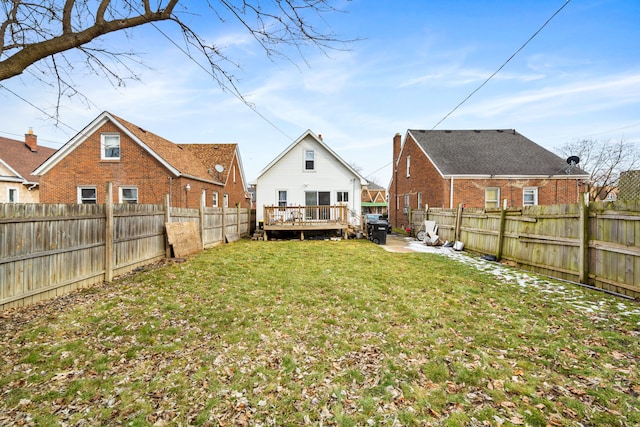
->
[1,239,638,426]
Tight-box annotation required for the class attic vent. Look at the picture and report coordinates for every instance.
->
[138,127,147,133]
[419,130,426,133]
[445,130,452,133]
[497,130,504,133]
[474,130,480,133]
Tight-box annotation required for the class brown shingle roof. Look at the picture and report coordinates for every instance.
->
[178,143,237,185]
[408,129,588,176]
[0,135,56,183]
[110,114,214,181]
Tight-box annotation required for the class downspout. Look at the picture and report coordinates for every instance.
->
[450,177,454,209]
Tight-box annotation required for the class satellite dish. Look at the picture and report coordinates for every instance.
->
[214,164,224,173]
[566,156,580,165]
[565,156,580,175]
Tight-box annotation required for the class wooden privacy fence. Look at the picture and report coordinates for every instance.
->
[0,193,250,310]
[410,195,640,299]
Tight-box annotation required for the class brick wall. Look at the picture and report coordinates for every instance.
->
[39,121,224,208]
[389,133,585,227]
[391,133,447,228]
[222,156,250,208]
[450,178,582,208]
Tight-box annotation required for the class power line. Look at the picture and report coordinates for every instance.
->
[136,11,294,141]
[0,83,78,134]
[431,0,572,130]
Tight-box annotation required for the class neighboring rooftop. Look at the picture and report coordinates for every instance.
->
[408,129,588,177]
[0,131,56,184]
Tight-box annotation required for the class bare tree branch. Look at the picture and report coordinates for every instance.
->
[556,138,640,200]
[0,0,352,119]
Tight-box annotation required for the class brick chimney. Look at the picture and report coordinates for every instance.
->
[393,132,402,165]
[25,128,37,152]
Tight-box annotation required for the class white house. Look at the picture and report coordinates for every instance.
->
[256,130,368,238]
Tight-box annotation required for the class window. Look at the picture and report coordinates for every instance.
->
[101,133,120,160]
[337,191,349,203]
[523,187,538,206]
[223,193,229,208]
[305,191,330,219]
[78,186,97,204]
[305,150,315,170]
[119,187,138,204]
[403,194,410,214]
[212,191,219,207]
[278,190,288,207]
[7,188,18,203]
[485,187,500,209]
[417,192,422,210]
[406,155,411,177]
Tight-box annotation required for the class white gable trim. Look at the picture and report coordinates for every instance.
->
[33,111,180,176]
[258,129,368,185]
[405,130,446,178]
[0,157,25,181]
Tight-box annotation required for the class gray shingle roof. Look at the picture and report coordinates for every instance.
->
[408,129,588,176]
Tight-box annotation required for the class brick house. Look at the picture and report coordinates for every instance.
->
[34,112,250,208]
[389,129,589,229]
[0,130,56,203]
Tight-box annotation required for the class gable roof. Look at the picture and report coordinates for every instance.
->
[257,129,368,185]
[0,135,56,184]
[178,143,247,189]
[33,112,222,184]
[406,129,589,177]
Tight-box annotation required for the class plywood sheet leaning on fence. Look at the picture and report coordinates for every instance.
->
[165,222,201,258]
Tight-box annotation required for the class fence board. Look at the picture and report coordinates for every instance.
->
[413,199,639,299]
[1,202,251,310]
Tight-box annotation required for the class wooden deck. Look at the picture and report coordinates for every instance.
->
[262,205,349,240]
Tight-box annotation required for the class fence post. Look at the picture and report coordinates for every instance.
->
[164,194,171,258]
[200,190,206,249]
[579,192,590,283]
[455,203,464,242]
[496,198,508,261]
[222,205,227,243]
[237,203,241,236]
[105,182,114,283]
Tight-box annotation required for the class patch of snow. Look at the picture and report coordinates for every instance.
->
[406,240,640,323]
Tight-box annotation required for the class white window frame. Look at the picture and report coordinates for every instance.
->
[337,191,349,204]
[403,194,410,214]
[278,190,288,207]
[7,187,18,203]
[223,193,229,208]
[78,186,97,204]
[101,133,120,160]
[212,191,219,207]
[119,186,138,204]
[417,192,422,210]
[523,187,538,206]
[406,155,411,177]
[304,150,315,171]
[485,187,500,209]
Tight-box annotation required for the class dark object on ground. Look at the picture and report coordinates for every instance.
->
[365,214,392,234]
[481,254,498,262]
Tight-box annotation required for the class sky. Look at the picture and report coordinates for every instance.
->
[1,0,639,186]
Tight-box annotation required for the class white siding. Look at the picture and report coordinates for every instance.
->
[256,134,363,224]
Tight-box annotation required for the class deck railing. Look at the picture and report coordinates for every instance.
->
[263,205,349,227]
